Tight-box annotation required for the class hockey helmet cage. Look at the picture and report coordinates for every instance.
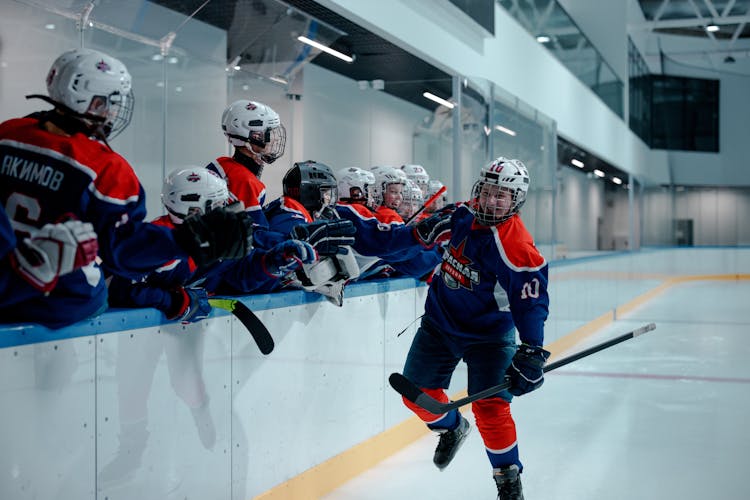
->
[162,167,230,224]
[471,157,529,226]
[45,48,134,139]
[221,100,286,163]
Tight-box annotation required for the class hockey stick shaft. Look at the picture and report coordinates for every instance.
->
[389,322,656,414]
[404,186,447,225]
[209,298,275,355]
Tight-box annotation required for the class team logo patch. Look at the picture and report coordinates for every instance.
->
[245,102,257,110]
[95,59,111,72]
[440,239,480,290]
[186,172,201,182]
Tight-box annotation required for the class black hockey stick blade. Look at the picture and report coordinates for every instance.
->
[390,322,656,414]
[209,298,275,355]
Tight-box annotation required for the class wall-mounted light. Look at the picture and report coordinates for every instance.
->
[593,169,605,178]
[297,35,354,63]
[612,176,622,185]
[495,125,517,137]
[422,91,454,109]
[571,158,584,168]
[536,35,550,43]
[705,24,720,32]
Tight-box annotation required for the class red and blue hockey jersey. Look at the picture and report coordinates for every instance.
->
[424,205,549,346]
[0,117,188,327]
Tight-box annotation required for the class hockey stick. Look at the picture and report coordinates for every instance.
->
[404,186,447,225]
[209,298,275,355]
[389,322,656,414]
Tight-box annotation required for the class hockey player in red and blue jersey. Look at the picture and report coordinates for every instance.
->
[206,99,286,250]
[401,157,550,499]
[107,168,317,321]
[0,49,252,328]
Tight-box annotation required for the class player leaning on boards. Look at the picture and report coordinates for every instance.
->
[0,48,252,328]
[400,157,550,499]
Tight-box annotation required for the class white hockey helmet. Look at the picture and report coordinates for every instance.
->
[337,167,376,207]
[470,157,529,226]
[221,100,286,163]
[400,164,430,194]
[45,48,134,139]
[398,179,424,219]
[371,166,406,208]
[426,179,447,211]
[162,167,230,224]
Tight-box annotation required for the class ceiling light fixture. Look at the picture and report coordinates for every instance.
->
[297,35,354,63]
[44,23,55,30]
[495,125,517,137]
[422,91,454,109]
[593,169,605,178]
[536,35,550,43]
[612,176,623,185]
[705,24,719,32]
[571,158,584,168]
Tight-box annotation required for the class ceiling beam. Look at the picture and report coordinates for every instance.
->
[629,13,750,31]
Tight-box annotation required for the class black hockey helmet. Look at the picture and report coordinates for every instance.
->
[283,160,338,216]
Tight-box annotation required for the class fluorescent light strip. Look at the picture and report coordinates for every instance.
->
[593,169,605,178]
[297,36,354,63]
[612,177,622,185]
[495,125,517,137]
[705,24,719,32]
[571,158,584,168]
[536,35,550,43]
[422,92,454,109]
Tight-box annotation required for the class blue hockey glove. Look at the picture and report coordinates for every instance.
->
[264,239,317,276]
[290,220,356,256]
[506,344,551,396]
[169,288,211,324]
[413,211,452,246]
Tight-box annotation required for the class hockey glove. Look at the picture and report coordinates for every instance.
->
[168,287,212,324]
[12,220,99,292]
[506,344,551,396]
[263,239,317,277]
[290,220,356,256]
[173,207,253,267]
[413,211,452,247]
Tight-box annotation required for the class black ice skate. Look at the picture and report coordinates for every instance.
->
[432,414,470,470]
[493,464,524,500]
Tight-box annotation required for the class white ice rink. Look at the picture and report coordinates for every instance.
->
[325,262,750,499]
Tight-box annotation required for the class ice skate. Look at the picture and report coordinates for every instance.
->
[432,414,470,470]
[493,464,523,500]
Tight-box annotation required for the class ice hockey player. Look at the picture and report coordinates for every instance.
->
[206,99,286,248]
[399,157,550,500]
[108,167,317,320]
[263,161,358,304]
[0,48,251,328]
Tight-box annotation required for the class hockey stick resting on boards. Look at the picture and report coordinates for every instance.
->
[209,298,275,355]
[389,322,656,414]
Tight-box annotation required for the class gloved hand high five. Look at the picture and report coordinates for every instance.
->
[506,344,550,396]
[173,207,253,267]
[290,220,356,256]
[168,287,211,324]
[413,210,452,247]
[263,239,317,276]
[12,219,99,292]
